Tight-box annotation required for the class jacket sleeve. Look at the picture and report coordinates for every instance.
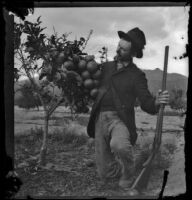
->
[134,71,160,115]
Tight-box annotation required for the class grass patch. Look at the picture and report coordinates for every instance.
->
[15,125,88,156]
[134,140,177,174]
[49,127,88,147]
[15,127,43,146]
[164,110,185,116]
[163,142,177,154]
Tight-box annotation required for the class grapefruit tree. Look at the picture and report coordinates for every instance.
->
[14,16,102,165]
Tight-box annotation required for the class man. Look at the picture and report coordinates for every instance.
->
[87,27,169,194]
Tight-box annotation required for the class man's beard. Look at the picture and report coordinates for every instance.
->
[116,53,131,62]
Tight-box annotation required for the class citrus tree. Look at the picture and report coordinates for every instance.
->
[14,16,102,165]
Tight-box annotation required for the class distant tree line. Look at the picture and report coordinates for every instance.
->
[15,80,42,110]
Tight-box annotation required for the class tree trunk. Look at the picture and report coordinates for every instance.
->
[39,111,49,166]
[38,97,64,166]
[70,107,76,121]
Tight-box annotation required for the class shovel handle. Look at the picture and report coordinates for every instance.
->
[162,46,169,91]
[131,46,169,191]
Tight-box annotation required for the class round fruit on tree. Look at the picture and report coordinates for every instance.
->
[60,72,67,79]
[50,48,59,57]
[54,72,61,81]
[64,47,72,56]
[39,63,52,80]
[44,52,51,60]
[83,79,94,89]
[81,70,91,80]
[78,59,87,71]
[46,64,52,74]
[85,55,95,62]
[56,52,66,64]
[46,74,53,82]
[61,65,68,72]
[90,88,98,98]
[66,71,80,80]
[92,69,102,80]
[87,61,98,74]
[63,60,75,71]
[52,51,59,57]
[73,54,80,64]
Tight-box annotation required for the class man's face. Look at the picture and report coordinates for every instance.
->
[116,39,132,61]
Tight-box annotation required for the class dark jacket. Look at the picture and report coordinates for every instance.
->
[87,61,159,145]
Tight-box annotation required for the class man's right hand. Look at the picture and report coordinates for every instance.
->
[155,89,170,106]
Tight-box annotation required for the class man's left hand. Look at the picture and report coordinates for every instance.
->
[155,89,170,106]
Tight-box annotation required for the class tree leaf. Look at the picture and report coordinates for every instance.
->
[37,16,41,22]
[80,37,85,42]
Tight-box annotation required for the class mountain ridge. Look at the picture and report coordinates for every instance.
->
[142,68,188,96]
[14,68,188,101]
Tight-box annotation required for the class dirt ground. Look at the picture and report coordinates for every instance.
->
[14,106,186,198]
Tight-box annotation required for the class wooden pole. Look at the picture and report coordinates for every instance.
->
[131,46,169,191]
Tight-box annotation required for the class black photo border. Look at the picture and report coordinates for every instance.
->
[2,1,191,199]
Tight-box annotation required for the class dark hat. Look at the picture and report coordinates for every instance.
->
[118,27,146,58]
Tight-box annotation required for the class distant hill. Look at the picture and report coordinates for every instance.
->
[14,68,188,103]
[143,68,188,97]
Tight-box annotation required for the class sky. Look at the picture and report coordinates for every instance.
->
[16,6,189,77]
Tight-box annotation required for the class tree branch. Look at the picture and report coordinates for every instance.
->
[48,91,65,117]
[18,48,48,111]
[81,29,93,52]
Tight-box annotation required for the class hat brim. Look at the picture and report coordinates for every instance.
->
[118,31,132,42]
